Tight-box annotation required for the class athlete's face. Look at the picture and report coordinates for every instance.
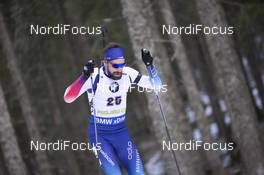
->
[105,59,126,80]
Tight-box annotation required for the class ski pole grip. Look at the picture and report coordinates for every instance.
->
[142,48,149,54]
[141,48,153,66]
[83,59,94,77]
[88,59,95,73]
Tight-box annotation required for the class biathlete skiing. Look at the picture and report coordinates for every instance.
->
[63,42,162,175]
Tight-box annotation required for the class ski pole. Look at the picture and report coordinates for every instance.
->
[142,48,182,175]
[90,25,107,160]
[155,92,182,175]
[101,25,107,48]
[87,60,99,159]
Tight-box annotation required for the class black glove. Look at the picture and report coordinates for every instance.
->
[141,48,153,66]
[83,60,94,77]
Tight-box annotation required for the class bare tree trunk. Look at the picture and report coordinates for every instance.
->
[0,11,52,175]
[241,9,264,119]
[0,151,8,175]
[120,0,205,174]
[196,36,230,141]
[158,1,228,174]
[196,0,264,174]
[39,64,82,175]
[0,83,28,175]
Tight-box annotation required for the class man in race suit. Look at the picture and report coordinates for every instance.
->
[64,42,156,175]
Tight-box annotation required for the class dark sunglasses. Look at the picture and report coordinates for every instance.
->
[110,62,126,69]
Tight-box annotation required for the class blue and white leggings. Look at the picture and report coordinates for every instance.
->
[88,123,145,175]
